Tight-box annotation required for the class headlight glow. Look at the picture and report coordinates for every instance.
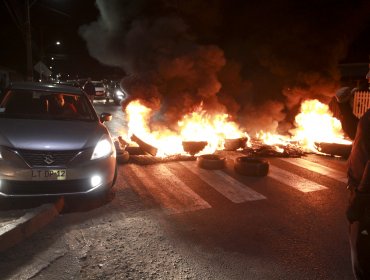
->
[91,175,102,187]
[115,89,124,97]
[91,136,113,160]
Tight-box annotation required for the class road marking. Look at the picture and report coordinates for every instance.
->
[269,165,327,192]
[179,161,266,203]
[280,157,347,184]
[128,164,211,214]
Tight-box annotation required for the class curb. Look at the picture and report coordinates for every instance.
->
[0,197,64,252]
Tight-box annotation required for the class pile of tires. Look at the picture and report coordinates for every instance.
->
[197,154,226,170]
[234,157,269,176]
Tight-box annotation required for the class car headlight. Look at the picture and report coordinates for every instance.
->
[115,89,124,97]
[91,135,114,160]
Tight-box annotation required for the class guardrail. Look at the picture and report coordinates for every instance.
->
[353,91,370,118]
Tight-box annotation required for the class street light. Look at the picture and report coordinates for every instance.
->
[37,41,61,81]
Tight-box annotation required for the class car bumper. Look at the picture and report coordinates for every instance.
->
[94,91,108,100]
[0,155,116,197]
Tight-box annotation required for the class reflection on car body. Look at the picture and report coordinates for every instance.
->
[0,82,117,197]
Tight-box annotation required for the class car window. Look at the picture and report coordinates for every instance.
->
[0,89,97,121]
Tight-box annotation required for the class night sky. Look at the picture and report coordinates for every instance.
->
[1,0,370,133]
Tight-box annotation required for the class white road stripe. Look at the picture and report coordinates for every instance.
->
[280,157,347,184]
[128,164,211,214]
[269,165,327,192]
[179,161,266,203]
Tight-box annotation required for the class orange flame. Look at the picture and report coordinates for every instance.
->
[123,99,352,157]
[290,99,352,151]
[125,100,247,157]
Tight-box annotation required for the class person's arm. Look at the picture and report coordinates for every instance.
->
[346,111,370,223]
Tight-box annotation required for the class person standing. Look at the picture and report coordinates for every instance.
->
[346,108,370,279]
[329,86,359,140]
[83,77,96,103]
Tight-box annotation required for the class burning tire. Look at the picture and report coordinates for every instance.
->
[117,150,130,164]
[234,157,269,176]
[224,137,247,151]
[197,154,226,170]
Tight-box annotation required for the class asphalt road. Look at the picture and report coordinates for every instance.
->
[0,101,354,279]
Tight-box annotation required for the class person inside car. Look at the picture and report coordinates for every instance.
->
[53,93,77,115]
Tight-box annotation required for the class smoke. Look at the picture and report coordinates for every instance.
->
[79,0,370,134]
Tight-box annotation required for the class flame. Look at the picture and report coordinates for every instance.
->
[254,99,352,153]
[290,99,352,152]
[125,100,247,157]
[123,99,352,157]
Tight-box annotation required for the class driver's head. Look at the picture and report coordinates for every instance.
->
[55,94,65,107]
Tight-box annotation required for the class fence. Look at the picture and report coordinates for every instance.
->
[353,91,370,118]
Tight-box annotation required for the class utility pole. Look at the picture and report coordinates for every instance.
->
[25,0,33,81]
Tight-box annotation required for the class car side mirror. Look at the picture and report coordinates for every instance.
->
[100,112,112,122]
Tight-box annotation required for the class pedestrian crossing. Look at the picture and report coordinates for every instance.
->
[280,157,348,183]
[126,164,211,214]
[121,156,348,214]
[180,161,266,203]
[268,165,327,193]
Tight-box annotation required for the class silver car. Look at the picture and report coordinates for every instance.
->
[0,82,117,197]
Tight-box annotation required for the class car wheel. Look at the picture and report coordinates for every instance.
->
[234,157,269,176]
[197,154,226,170]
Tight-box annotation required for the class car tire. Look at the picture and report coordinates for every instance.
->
[234,157,269,176]
[197,154,226,170]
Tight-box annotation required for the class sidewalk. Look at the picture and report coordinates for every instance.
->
[0,197,63,252]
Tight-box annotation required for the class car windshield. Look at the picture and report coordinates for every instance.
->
[0,89,97,121]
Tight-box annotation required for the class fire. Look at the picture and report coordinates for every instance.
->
[125,100,247,157]
[123,98,352,157]
[290,99,352,151]
[255,99,352,153]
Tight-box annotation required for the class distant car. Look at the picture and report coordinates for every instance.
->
[92,81,109,102]
[0,82,117,197]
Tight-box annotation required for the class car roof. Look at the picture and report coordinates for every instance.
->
[9,82,84,95]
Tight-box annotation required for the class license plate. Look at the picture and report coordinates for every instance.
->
[31,169,67,180]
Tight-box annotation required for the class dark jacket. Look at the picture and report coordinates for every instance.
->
[83,82,96,96]
[347,109,370,189]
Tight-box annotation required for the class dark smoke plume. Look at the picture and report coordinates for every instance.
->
[79,0,370,135]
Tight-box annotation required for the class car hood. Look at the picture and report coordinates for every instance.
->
[0,119,109,151]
